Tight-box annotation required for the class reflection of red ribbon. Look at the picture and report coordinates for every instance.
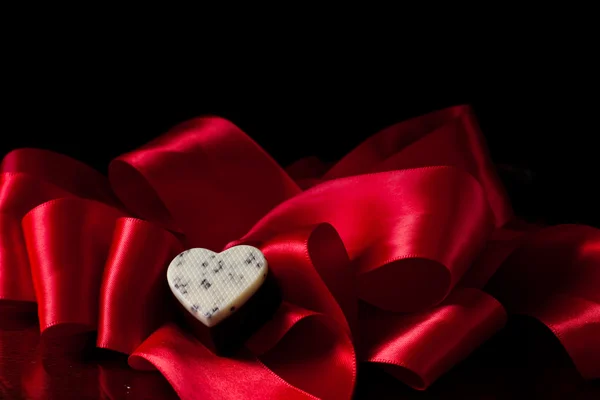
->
[0,105,598,399]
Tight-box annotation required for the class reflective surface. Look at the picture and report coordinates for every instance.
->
[0,313,178,399]
[1,314,597,399]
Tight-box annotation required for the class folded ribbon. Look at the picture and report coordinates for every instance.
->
[0,105,597,399]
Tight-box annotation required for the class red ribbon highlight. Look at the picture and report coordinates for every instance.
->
[0,105,598,399]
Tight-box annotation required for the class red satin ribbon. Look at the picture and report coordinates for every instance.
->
[0,105,598,399]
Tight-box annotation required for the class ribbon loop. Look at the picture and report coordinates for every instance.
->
[241,166,494,312]
[1,148,119,206]
[0,169,111,305]
[361,288,507,390]
[22,198,127,335]
[109,116,301,249]
[97,218,184,355]
[254,224,354,336]
[324,105,513,227]
[129,323,317,400]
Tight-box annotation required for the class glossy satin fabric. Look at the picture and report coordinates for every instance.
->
[0,105,598,399]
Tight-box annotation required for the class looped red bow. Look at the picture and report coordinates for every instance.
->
[0,105,598,399]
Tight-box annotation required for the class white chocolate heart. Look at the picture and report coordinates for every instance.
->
[166,246,268,327]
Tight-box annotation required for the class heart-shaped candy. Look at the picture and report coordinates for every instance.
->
[167,246,269,328]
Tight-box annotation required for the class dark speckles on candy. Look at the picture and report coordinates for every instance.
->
[200,279,211,289]
[201,261,208,267]
[175,282,189,294]
[191,304,200,313]
[212,306,219,313]
[245,252,257,264]
[210,254,216,259]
